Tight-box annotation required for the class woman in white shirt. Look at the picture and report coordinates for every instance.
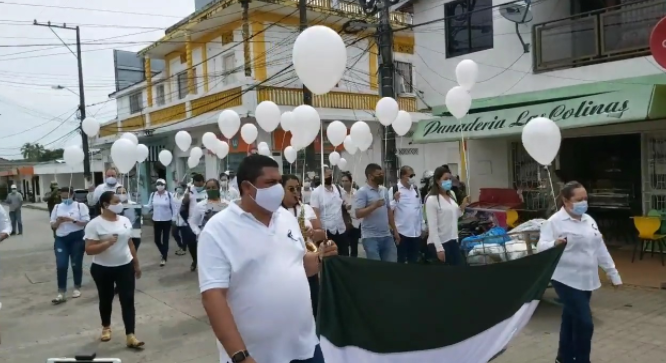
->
[424,166,469,265]
[340,172,361,257]
[144,178,176,267]
[50,187,90,304]
[172,184,189,256]
[537,181,621,363]
[85,191,144,349]
[188,179,230,272]
[116,186,141,251]
[281,174,326,319]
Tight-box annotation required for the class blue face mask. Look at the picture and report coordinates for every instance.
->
[441,180,453,191]
[571,200,588,215]
[62,199,72,205]
[176,188,183,194]
[195,186,205,192]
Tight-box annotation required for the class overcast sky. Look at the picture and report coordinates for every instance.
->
[0,0,194,159]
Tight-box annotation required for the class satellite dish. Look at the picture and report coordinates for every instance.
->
[499,2,533,53]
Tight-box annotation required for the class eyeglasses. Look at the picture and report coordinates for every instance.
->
[409,174,416,178]
[286,186,300,193]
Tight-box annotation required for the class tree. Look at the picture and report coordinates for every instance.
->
[20,143,63,161]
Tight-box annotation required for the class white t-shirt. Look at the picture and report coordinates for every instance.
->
[92,183,122,204]
[84,216,134,267]
[197,202,318,363]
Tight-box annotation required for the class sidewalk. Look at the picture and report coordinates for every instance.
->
[22,202,48,211]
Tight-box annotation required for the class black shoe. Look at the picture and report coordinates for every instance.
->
[190,263,196,272]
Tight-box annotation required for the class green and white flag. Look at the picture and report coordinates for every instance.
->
[318,245,564,363]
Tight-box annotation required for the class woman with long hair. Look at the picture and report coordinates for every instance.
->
[424,166,469,265]
[281,174,326,319]
[537,181,621,363]
[84,191,143,348]
[116,186,141,251]
[188,178,229,272]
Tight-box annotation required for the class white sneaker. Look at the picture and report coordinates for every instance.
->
[51,293,66,304]
[72,289,81,298]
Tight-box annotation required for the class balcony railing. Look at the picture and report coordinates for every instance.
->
[533,0,666,72]
[282,0,412,25]
[257,87,417,112]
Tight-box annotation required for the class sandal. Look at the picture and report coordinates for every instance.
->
[100,327,112,342]
[126,334,145,349]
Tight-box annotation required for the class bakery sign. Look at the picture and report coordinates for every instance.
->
[411,87,654,143]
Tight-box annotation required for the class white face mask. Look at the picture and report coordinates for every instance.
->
[250,183,285,213]
[156,185,165,191]
[107,203,124,214]
[220,181,228,189]
[118,195,128,203]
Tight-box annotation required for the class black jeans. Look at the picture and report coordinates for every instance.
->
[397,234,421,263]
[308,275,319,320]
[131,238,141,251]
[346,226,360,257]
[172,225,187,251]
[427,239,465,266]
[328,230,350,257]
[152,221,171,260]
[183,226,197,265]
[91,262,136,335]
[551,280,593,363]
[290,345,325,363]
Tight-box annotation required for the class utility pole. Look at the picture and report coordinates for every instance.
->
[299,0,316,176]
[34,21,91,183]
[377,0,398,185]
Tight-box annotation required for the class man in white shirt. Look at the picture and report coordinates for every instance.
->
[310,166,351,256]
[389,165,423,264]
[92,168,122,205]
[179,173,207,266]
[198,155,337,363]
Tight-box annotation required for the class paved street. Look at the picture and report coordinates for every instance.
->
[3,207,666,363]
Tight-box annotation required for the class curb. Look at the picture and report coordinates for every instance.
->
[23,205,48,211]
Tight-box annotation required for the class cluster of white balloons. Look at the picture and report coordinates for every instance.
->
[109,133,150,173]
[445,59,479,119]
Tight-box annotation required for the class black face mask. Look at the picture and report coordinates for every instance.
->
[324,177,333,185]
[373,176,384,185]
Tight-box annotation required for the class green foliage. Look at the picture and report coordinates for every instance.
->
[20,143,64,161]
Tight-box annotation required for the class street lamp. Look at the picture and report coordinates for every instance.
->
[51,85,79,97]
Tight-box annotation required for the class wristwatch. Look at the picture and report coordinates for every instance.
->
[231,350,250,363]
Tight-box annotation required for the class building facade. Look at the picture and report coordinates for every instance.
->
[93,0,430,200]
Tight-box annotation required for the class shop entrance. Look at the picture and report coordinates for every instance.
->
[558,133,642,245]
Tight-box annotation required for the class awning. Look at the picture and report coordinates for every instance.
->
[412,75,666,144]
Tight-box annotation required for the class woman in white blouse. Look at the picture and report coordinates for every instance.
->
[144,178,176,267]
[537,181,621,363]
[281,174,326,319]
[424,166,469,265]
[50,187,90,304]
[188,179,230,272]
[84,191,143,348]
[340,172,361,257]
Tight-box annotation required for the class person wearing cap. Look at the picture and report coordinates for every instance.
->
[5,184,23,235]
[46,181,61,215]
[144,178,177,266]
[50,187,90,304]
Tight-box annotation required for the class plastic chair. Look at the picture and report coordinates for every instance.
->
[505,209,519,229]
[632,217,666,266]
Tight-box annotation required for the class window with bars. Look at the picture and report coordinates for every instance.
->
[444,0,494,58]
[395,61,413,94]
[156,84,165,106]
[177,68,197,99]
[129,92,143,114]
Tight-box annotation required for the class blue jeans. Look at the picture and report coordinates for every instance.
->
[9,209,22,234]
[290,345,325,363]
[551,280,593,363]
[362,236,397,262]
[54,230,85,292]
[397,234,421,263]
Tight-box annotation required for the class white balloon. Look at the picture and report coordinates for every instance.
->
[375,97,399,126]
[280,112,294,131]
[202,132,219,150]
[350,121,372,151]
[216,141,229,159]
[218,110,241,139]
[190,146,203,160]
[187,156,199,169]
[81,117,100,137]
[293,25,346,95]
[175,131,192,152]
[63,145,84,167]
[284,146,297,163]
[258,141,269,151]
[158,150,173,167]
[292,105,320,146]
[521,117,562,166]
[445,86,472,119]
[456,59,479,91]
[255,101,281,132]
[121,132,139,146]
[328,151,341,166]
[338,158,348,171]
[343,135,357,155]
[392,111,412,136]
[258,142,271,156]
[326,120,347,147]
[135,144,149,163]
[240,124,258,144]
[111,139,137,174]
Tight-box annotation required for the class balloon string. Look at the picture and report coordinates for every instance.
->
[69,172,73,193]
[458,118,471,196]
[545,166,557,209]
